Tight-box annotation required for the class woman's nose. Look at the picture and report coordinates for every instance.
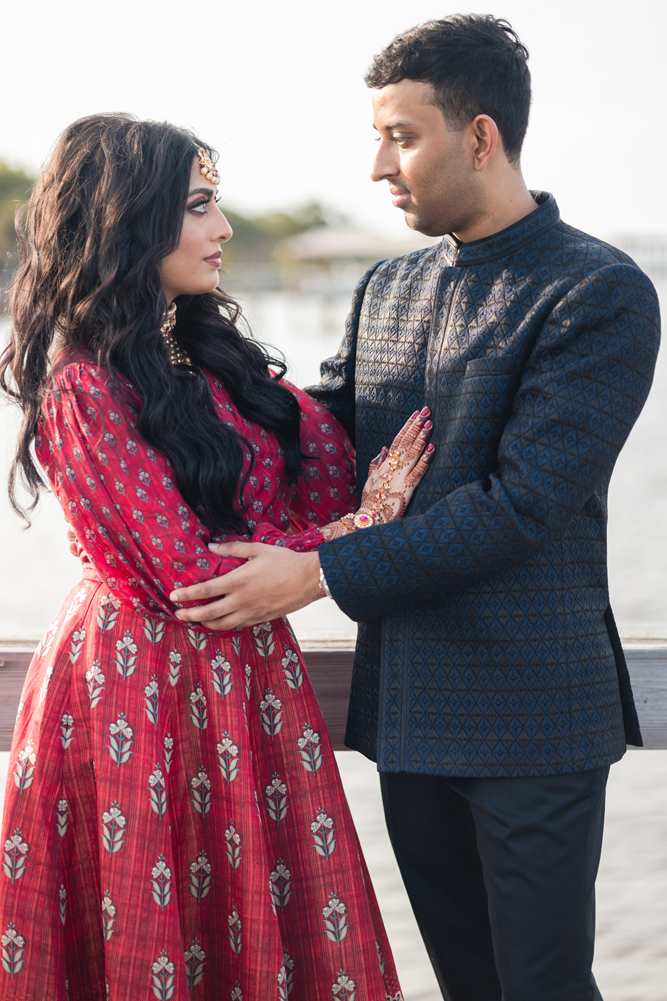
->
[216,207,233,243]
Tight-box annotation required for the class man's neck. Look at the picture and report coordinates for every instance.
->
[452,175,538,244]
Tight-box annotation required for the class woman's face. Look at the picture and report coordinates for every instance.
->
[160,155,233,303]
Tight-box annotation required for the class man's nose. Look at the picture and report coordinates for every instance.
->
[371,140,398,183]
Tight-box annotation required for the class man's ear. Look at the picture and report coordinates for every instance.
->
[468,114,500,172]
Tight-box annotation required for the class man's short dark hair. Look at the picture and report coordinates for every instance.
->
[365,15,531,164]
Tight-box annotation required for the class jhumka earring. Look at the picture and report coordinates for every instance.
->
[196,146,220,185]
[160,303,193,368]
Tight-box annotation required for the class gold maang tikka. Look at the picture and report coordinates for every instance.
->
[160,303,193,368]
[196,146,220,185]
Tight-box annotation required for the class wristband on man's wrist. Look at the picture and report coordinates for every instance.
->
[319,566,333,599]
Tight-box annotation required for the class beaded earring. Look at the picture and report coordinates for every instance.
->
[160,304,193,368]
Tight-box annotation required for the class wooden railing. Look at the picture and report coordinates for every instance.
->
[1,644,666,752]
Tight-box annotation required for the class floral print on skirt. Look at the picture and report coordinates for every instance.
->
[1,574,402,1001]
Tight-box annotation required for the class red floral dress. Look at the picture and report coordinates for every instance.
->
[0,358,402,1001]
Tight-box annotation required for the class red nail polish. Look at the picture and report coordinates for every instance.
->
[420,406,430,416]
[426,444,435,452]
[411,411,419,419]
[423,420,433,430]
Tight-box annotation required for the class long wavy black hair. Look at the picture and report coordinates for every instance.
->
[0,113,303,533]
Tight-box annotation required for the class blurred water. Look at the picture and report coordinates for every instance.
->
[0,278,665,642]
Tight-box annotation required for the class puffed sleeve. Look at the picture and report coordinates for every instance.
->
[278,379,357,533]
[37,361,236,619]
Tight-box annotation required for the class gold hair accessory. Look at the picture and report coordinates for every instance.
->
[160,303,193,368]
[196,146,220,185]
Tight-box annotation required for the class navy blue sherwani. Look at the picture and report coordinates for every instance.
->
[310,193,661,779]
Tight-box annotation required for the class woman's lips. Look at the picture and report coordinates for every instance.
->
[204,254,222,268]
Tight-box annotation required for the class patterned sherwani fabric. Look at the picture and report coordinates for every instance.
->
[0,361,403,1001]
[310,193,661,779]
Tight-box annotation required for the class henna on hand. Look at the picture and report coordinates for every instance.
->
[405,446,436,490]
[319,520,352,541]
[315,410,435,539]
[358,409,435,525]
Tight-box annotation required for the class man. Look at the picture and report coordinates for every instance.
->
[173,15,661,1000]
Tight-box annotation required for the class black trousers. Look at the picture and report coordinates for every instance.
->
[380,766,609,1001]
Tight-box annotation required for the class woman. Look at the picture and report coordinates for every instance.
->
[0,114,434,1001]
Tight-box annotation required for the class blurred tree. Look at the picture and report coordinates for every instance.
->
[219,201,333,268]
[0,163,33,278]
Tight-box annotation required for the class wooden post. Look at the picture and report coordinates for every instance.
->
[622,645,667,749]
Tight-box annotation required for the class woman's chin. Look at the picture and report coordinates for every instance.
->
[176,278,220,298]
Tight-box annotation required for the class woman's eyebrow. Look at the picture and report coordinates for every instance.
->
[187,187,214,198]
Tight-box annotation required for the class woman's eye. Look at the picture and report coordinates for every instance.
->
[190,200,207,214]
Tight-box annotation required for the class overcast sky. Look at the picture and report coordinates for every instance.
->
[3,0,665,240]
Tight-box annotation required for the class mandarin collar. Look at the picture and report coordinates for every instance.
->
[440,191,560,267]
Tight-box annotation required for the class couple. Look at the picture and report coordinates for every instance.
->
[0,13,660,1001]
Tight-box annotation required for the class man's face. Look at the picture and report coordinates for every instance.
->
[371,79,485,238]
